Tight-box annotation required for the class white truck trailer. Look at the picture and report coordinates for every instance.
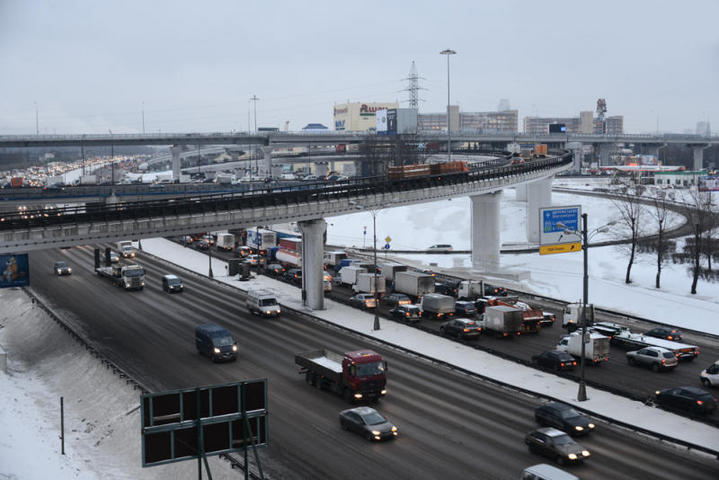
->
[394,271,435,298]
[557,331,610,364]
[481,305,523,337]
[352,273,386,294]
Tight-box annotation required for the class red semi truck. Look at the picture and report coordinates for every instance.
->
[295,349,387,402]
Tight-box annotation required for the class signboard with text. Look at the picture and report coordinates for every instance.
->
[539,206,582,256]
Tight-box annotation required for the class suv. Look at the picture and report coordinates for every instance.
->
[455,300,477,316]
[383,293,411,307]
[627,346,678,371]
[534,402,596,436]
[389,304,422,323]
[440,318,481,339]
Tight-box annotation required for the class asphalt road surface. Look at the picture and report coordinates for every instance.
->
[28,246,719,480]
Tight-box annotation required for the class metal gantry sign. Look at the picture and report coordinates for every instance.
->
[141,378,268,476]
[539,206,582,255]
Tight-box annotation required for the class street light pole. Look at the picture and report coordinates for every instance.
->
[578,212,589,401]
[440,49,456,162]
[372,210,380,331]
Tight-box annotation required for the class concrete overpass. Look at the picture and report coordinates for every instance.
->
[1,154,571,309]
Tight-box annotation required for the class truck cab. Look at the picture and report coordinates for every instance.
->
[342,350,388,401]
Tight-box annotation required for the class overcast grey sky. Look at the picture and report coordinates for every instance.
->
[1,0,717,134]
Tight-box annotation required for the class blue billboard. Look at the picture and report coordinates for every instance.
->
[1,254,30,287]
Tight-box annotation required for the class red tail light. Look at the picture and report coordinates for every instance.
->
[696,400,704,406]
[560,362,565,367]
[572,361,577,366]
[661,359,666,364]
[463,328,470,332]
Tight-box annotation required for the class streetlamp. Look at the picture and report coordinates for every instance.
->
[440,49,456,162]
[558,214,615,401]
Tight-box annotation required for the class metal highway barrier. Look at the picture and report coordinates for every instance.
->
[0,153,570,230]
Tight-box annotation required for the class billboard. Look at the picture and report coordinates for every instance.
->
[376,109,388,134]
[539,206,582,255]
[0,254,30,287]
[141,379,268,467]
[549,123,566,133]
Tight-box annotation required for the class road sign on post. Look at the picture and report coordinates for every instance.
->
[539,206,582,256]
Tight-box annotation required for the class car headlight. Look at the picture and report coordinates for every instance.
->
[380,389,387,395]
[140,282,145,286]
[568,453,578,460]
[353,393,363,399]
[371,430,381,436]
[232,345,238,352]
[574,426,584,431]
[588,423,595,429]
[391,426,397,432]
[56,269,61,274]
[701,372,707,377]
[581,450,590,457]
[213,347,221,354]
[68,268,72,273]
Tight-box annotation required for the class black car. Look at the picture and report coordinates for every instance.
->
[434,281,457,296]
[382,293,412,307]
[389,304,422,323]
[265,263,286,276]
[440,318,481,339]
[524,427,590,465]
[53,261,72,276]
[339,406,398,441]
[455,300,477,316]
[534,402,596,436]
[484,283,507,296]
[283,268,302,285]
[532,351,577,371]
[644,327,683,342]
[195,239,210,250]
[653,386,718,414]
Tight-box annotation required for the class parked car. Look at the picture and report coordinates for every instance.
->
[349,293,376,310]
[455,300,477,316]
[534,402,596,436]
[524,427,590,465]
[627,346,678,371]
[283,268,302,285]
[389,304,422,323]
[265,263,286,276]
[53,261,72,276]
[700,360,719,387]
[382,293,411,307]
[653,386,718,414]
[532,351,577,372]
[644,327,683,342]
[162,274,184,293]
[427,244,453,252]
[339,406,398,441]
[440,318,481,339]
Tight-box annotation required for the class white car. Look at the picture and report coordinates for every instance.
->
[700,360,719,387]
[279,173,296,180]
[427,244,453,252]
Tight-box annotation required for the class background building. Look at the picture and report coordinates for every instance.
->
[418,106,518,133]
[524,113,624,135]
[333,102,399,131]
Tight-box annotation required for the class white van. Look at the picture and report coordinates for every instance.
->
[521,464,579,480]
[246,289,281,317]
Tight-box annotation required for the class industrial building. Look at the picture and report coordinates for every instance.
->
[333,102,399,131]
[417,107,518,133]
[523,113,623,135]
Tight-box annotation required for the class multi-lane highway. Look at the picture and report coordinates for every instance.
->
[28,247,719,479]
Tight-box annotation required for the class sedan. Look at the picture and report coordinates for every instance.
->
[700,361,719,388]
[283,268,302,285]
[455,300,477,316]
[53,261,72,276]
[195,239,210,250]
[382,293,412,307]
[532,351,577,372]
[627,347,678,371]
[653,386,718,414]
[644,327,683,342]
[534,402,596,436]
[349,294,376,310]
[389,304,422,323]
[484,283,507,296]
[339,407,398,441]
[265,263,286,276]
[525,427,590,465]
[440,318,481,339]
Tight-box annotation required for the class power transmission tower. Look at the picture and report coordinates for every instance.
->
[402,61,425,110]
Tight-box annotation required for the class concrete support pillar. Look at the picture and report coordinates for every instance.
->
[471,191,502,273]
[171,145,182,181]
[316,161,329,178]
[515,184,527,202]
[596,143,612,166]
[567,142,584,173]
[693,145,709,171]
[299,218,327,310]
[526,177,553,244]
[261,146,273,179]
[353,160,363,177]
[330,160,336,174]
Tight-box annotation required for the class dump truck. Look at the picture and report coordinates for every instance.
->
[480,305,523,337]
[557,331,610,364]
[394,271,435,298]
[295,349,387,402]
[352,273,386,295]
[95,263,145,290]
[420,293,456,319]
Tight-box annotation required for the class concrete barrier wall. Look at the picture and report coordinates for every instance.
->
[0,344,7,373]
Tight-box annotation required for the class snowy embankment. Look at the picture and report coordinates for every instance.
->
[0,290,237,479]
[138,238,719,452]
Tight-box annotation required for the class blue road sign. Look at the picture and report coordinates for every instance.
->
[384,243,391,250]
[539,206,581,246]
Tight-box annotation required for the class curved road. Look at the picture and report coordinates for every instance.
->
[28,247,719,479]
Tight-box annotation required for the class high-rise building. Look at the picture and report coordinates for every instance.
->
[418,107,518,133]
[524,113,624,135]
[579,111,594,134]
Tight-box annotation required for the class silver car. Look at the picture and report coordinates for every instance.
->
[627,346,678,371]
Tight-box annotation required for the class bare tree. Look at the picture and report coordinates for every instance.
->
[612,182,645,284]
[684,189,715,294]
[648,188,672,288]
